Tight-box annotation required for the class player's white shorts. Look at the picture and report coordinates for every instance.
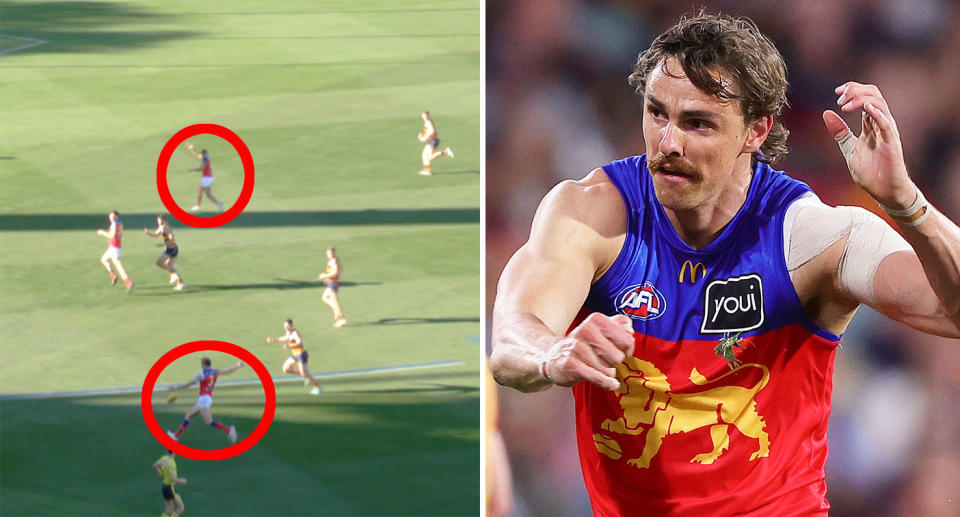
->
[103,246,121,260]
[200,176,214,188]
[196,394,213,408]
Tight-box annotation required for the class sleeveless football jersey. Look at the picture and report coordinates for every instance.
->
[197,368,218,396]
[325,259,339,281]
[573,155,841,516]
[109,219,122,248]
[285,331,304,356]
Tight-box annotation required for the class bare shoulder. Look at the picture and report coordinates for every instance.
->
[534,168,627,241]
[527,168,627,279]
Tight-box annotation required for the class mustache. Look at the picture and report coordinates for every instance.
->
[647,154,701,180]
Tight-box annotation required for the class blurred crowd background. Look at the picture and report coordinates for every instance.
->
[485,1,960,516]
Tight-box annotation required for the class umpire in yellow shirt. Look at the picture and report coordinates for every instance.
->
[152,450,187,517]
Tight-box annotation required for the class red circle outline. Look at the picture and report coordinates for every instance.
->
[156,124,255,228]
[141,340,275,460]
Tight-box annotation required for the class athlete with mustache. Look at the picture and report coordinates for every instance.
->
[490,12,960,516]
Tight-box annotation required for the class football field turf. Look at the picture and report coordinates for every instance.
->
[0,1,480,515]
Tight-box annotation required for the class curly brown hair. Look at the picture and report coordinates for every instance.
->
[629,12,790,165]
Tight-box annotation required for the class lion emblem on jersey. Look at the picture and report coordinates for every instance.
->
[593,358,770,469]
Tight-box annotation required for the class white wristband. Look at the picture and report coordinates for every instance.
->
[539,356,552,383]
[878,188,931,226]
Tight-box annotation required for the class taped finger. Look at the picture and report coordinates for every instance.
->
[835,130,857,159]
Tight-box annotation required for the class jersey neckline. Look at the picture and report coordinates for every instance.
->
[646,158,763,257]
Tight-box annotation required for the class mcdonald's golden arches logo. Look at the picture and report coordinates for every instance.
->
[679,260,706,283]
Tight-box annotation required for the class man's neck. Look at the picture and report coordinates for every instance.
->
[664,160,755,249]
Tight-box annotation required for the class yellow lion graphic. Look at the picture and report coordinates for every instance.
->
[593,357,770,469]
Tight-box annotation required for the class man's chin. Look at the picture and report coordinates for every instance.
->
[652,180,702,212]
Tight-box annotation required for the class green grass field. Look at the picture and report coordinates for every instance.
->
[0,1,480,515]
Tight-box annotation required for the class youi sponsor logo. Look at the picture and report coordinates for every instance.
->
[701,274,764,333]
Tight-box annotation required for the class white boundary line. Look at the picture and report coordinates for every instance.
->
[0,360,464,400]
[0,33,49,56]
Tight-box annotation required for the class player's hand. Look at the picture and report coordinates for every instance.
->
[822,82,915,209]
[186,142,194,150]
[237,361,244,368]
[266,336,274,343]
[541,313,635,391]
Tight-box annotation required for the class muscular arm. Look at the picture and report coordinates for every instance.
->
[872,207,960,336]
[820,82,960,337]
[490,169,633,392]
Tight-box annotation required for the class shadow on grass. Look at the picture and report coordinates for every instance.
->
[332,383,479,395]
[433,169,479,176]
[0,208,479,231]
[0,379,479,516]
[135,278,381,296]
[349,317,480,326]
[1,1,202,55]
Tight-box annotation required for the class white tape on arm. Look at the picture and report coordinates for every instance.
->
[838,208,913,306]
[785,197,913,307]
[784,193,851,271]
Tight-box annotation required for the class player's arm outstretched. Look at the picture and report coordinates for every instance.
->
[823,82,960,337]
[168,377,198,393]
[216,361,245,376]
[267,332,296,350]
[490,170,635,393]
[184,142,204,171]
[184,142,202,160]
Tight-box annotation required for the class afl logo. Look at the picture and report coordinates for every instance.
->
[616,282,666,320]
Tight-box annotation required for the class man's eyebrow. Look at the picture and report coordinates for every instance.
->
[645,94,721,120]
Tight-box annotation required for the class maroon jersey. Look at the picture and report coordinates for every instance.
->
[195,369,218,397]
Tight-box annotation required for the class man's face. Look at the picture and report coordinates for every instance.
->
[109,212,117,223]
[326,249,334,259]
[284,321,292,331]
[642,57,752,212]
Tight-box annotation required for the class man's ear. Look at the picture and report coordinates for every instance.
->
[742,114,773,154]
